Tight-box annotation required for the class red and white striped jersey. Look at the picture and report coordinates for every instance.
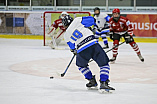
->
[109,16,133,36]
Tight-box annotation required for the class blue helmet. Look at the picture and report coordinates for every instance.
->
[62,15,73,26]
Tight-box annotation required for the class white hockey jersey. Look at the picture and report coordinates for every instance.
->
[64,17,98,53]
[94,13,110,29]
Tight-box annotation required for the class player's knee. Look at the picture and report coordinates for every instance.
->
[129,41,136,46]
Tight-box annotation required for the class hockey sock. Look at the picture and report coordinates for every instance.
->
[100,64,110,82]
[78,66,92,80]
[129,41,141,55]
[112,40,119,57]
[102,37,108,44]
[101,34,108,44]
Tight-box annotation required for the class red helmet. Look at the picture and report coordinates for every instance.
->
[112,8,120,14]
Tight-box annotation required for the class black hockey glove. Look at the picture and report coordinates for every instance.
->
[125,35,133,44]
[108,32,113,40]
[70,49,77,55]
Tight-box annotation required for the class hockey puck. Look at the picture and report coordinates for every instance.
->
[50,76,54,79]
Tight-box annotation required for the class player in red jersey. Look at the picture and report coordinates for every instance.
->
[109,8,144,63]
[47,11,68,49]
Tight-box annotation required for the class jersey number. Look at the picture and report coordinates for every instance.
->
[71,29,83,41]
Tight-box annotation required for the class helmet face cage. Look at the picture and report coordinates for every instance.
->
[62,15,73,26]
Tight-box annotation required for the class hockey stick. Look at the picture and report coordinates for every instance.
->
[89,41,125,63]
[61,54,76,77]
[50,54,75,79]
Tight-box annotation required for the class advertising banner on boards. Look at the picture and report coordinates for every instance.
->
[126,14,157,37]
[0,12,157,37]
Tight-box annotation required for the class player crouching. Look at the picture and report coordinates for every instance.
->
[109,8,144,63]
[62,15,115,93]
[47,11,68,49]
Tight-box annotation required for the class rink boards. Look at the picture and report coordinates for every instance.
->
[0,34,157,43]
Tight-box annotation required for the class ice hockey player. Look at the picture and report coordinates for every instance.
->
[93,7,111,49]
[62,15,115,93]
[109,8,144,63]
[47,11,69,49]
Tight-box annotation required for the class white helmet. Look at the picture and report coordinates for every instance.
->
[61,11,69,19]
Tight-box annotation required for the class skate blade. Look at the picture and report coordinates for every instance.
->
[110,61,115,64]
[103,47,109,49]
[87,86,98,90]
[98,89,114,94]
[140,58,144,62]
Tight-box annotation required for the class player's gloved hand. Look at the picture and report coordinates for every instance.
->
[70,49,77,55]
[97,28,101,32]
[108,32,113,40]
[125,35,133,44]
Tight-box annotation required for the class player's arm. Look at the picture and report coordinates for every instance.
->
[47,21,58,36]
[64,29,77,54]
[108,19,114,39]
[125,18,134,44]
[103,13,111,28]
[105,15,111,22]
[82,16,101,34]
[81,16,100,34]
[81,16,96,27]
[126,19,133,36]
[98,14,110,34]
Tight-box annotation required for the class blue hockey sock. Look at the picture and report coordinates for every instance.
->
[100,64,110,82]
[78,66,92,80]
[102,37,108,44]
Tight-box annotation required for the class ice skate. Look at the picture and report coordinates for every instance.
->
[109,57,116,63]
[49,41,55,49]
[138,54,144,62]
[86,75,98,90]
[99,79,115,93]
[103,43,109,49]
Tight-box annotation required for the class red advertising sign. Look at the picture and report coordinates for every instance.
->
[126,14,157,37]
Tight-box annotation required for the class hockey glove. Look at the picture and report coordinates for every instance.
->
[125,35,134,44]
[70,49,77,55]
[67,41,77,55]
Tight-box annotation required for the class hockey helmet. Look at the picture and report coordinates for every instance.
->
[94,7,100,12]
[62,15,73,26]
[61,11,69,19]
[94,7,100,16]
[112,8,120,14]
[112,8,120,22]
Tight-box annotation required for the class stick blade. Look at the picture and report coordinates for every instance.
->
[61,73,65,77]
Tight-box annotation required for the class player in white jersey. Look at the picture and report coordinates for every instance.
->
[62,15,115,92]
[94,7,110,49]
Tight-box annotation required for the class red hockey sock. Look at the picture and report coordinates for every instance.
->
[113,40,119,57]
[129,41,141,55]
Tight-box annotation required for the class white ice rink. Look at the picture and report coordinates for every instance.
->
[0,38,157,104]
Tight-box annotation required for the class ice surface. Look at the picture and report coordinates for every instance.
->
[0,38,157,104]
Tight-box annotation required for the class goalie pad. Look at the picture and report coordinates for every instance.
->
[55,29,65,45]
[49,29,65,49]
